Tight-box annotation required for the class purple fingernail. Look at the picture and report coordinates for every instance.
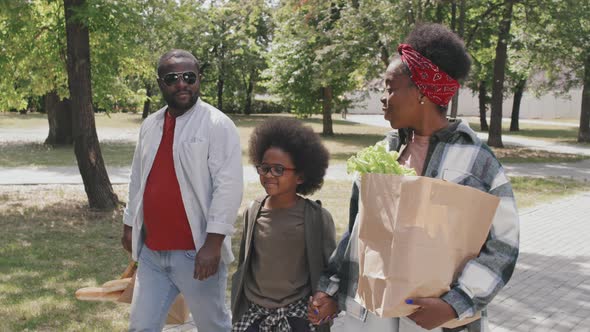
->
[314,308,319,315]
[405,299,413,304]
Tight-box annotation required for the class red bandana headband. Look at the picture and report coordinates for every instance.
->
[398,44,460,107]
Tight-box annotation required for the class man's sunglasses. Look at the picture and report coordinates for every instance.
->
[255,164,296,177]
[158,71,198,86]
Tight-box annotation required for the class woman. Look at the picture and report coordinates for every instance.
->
[308,23,520,332]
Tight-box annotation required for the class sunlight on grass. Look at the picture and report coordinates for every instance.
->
[469,121,581,143]
[511,176,590,209]
[0,141,136,167]
[493,146,589,164]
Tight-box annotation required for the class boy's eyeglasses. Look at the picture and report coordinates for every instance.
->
[255,164,296,177]
[159,71,198,86]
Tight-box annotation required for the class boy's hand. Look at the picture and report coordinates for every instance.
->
[406,297,457,330]
[308,291,338,325]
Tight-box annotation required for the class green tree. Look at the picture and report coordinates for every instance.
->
[488,0,516,148]
[266,0,379,135]
[0,1,72,144]
[64,0,118,209]
[541,0,590,142]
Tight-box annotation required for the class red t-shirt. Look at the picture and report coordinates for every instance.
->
[143,111,195,250]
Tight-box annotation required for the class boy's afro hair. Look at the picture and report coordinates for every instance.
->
[404,23,471,81]
[249,117,330,196]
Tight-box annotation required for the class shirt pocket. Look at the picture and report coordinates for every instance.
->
[180,139,209,173]
[441,168,490,192]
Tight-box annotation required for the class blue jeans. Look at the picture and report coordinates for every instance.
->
[129,246,231,332]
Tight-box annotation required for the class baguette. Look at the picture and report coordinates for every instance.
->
[75,287,124,302]
[101,278,132,292]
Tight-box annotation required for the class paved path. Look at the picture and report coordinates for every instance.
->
[0,164,352,185]
[2,157,590,185]
[488,192,590,331]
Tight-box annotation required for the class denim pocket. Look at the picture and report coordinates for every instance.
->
[184,250,197,260]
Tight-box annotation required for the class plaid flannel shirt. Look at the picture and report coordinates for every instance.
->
[317,120,520,332]
[232,297,315,332]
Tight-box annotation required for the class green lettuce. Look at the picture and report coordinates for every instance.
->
[346,141,417,175]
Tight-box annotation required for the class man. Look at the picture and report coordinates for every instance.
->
[121,49,243,332]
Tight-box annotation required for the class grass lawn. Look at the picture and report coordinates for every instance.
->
[0,112,143,129]
[469,122,581,142]
[1,113,588,167]
[1,176,590,331]
[0,141,137,168]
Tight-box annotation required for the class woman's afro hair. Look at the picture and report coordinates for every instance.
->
[404,23,471,81]
[249,117,330,196]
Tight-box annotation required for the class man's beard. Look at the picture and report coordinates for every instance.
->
[164,91,199,111]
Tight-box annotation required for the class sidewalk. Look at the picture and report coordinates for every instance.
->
[163,192,590,332]
[0,164,352,185]
[488,192,590,331]
[2,157,589,186]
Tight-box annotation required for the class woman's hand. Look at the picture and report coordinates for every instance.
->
[406,297,457,330]
[308,291,338,325]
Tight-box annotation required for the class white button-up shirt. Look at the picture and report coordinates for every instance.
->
[123,98,243,264]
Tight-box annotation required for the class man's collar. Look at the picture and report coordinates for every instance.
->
[158,98,200,121]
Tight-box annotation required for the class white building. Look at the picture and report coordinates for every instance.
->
[346,88,583,120]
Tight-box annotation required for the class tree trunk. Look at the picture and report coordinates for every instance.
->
[449,0,465,119]
[244,75,254,116]
[488,0,514,148]
[64,0,118,210]
[450,91,459,119]
[45,91,73,146]
[479,80,489,131]
[451,1,457,31]
[217,77,224,112]
[322,86,334,136]
[435,2,445,23]
[142,84,151,119]
[510,78,526,132]
[579,54,590,142]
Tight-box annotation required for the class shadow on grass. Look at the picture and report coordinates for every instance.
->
[0,202,130,331]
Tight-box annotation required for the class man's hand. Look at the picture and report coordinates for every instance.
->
[308,291,338,325]
[406,297,457,330]
[122,225,132,253]
[194,233,225,281]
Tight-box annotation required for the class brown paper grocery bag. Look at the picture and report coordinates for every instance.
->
[355,174,499,328]
[118,267,190,325]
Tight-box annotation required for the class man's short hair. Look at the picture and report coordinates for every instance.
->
[157,49,200,76]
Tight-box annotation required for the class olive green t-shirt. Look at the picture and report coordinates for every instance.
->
[244,198,311,309]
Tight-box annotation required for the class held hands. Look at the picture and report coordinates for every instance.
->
[406,297,457,330]
[307,291,338,325]
[194,233,225,281]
